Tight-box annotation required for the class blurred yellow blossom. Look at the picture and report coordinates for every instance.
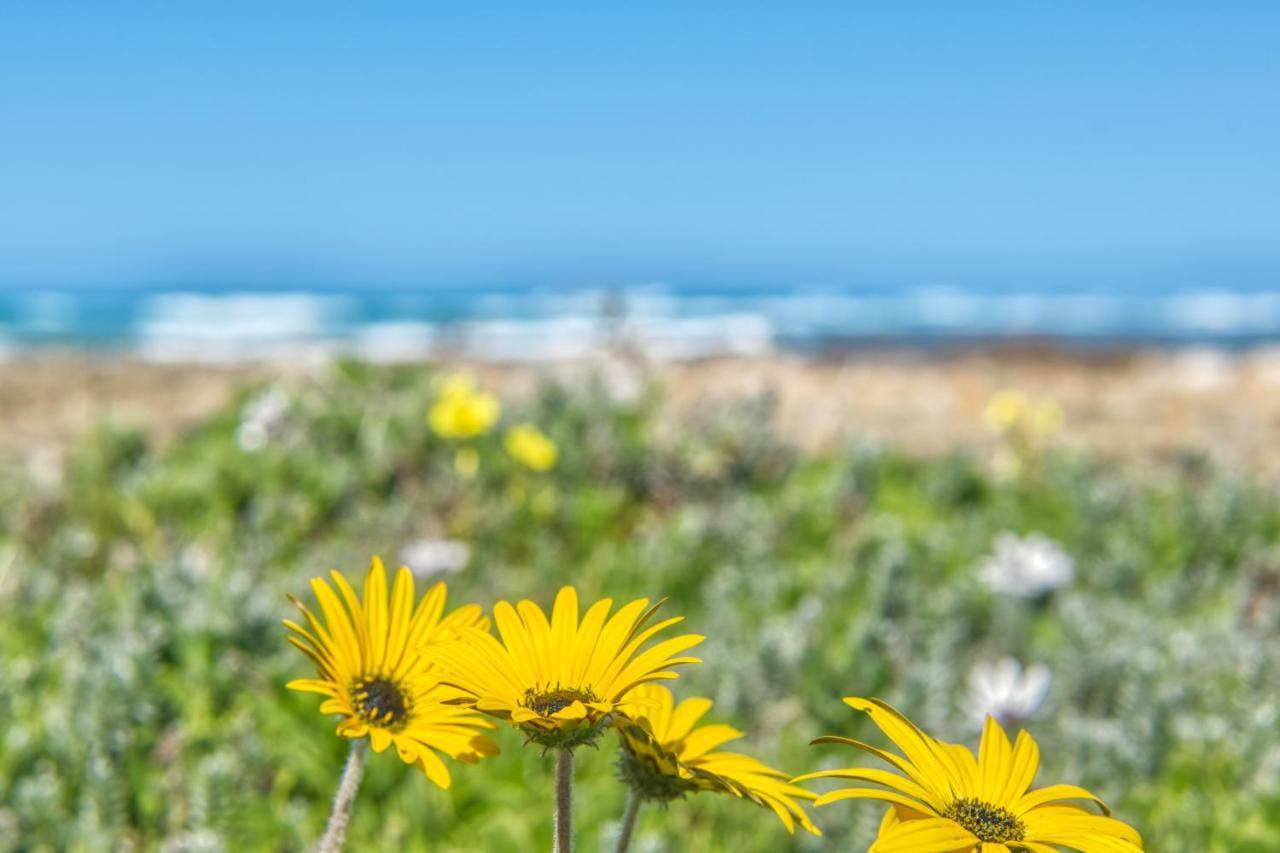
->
[983,388,1063,479]
[428,374,501,440]
[504,423,558,471]
[984,389,1062,441]
[984,389,1029,432]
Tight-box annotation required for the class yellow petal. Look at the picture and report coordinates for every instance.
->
[978,715,1014,804]
[516,599,554,680]
[285,678,339,696]
[793,767,937,810]
[369,727,392,753]
[869,816,978,853]
[1022,805,1142,847]
[382,567,416,674]
[549,586,579,686]
[814,787,932,813]
[417,748,453,789]
[393,735,421,764]
[678,724,742,761]
[802,735,943,805]
[551,700,588,720]
[666,696,713,743]
[841,699,958,803]
[1015,784,1112,817]
[362,557,389,673]
[1001,729,1040,804]
[311,577,364,676]
[569,597,613,685]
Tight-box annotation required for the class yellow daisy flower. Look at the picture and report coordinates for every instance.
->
[984,389,1031,433]
[615,683,820,836]
[428,374,501,440]
[795,698,1143,852]
[434,586,704,748]
[505,422,558,471]
[285,556,500,787]
[984,389,1063,442]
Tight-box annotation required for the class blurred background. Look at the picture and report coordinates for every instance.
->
[1,3,1278,851]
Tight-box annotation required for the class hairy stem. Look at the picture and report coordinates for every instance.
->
[554,748,574,853]
[317,740,367,853]
[614,789,643,853]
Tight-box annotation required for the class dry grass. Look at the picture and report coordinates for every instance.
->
[5,346,1280,473]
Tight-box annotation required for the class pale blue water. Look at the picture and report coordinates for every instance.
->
[2,283,1279,360]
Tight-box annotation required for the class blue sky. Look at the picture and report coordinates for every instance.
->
[1,3,1277,290]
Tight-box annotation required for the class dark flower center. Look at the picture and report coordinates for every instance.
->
[522,686,598,717]
[352,677,410,729]
[943,797,1025,843]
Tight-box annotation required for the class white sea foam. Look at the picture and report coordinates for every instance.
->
[5,283,1280,362]
[631,313,773,359]
[912,286,984,328]
[446,313,773,362]
[137,292,353,362]
[453,316,607,361]
[758,291,868,335]
[1164,290,1280,334]
[128,289,777,363]
[352,322,437,363]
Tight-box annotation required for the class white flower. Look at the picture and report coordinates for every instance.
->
[235,387,289,452]
[978,532,1074,597]
[398,538,470,580]
[963,657,1051,730]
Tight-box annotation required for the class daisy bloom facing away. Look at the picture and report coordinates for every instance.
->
[978,532,1075,598]
[433,586,704,749]
[615,683,820,836]
[796,697,1142,852]
[963,657,1052,732]
[284,556,500,787]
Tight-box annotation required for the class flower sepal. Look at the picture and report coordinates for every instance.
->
[524,715,614,751]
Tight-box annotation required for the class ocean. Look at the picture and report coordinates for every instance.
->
[2,283,1279,362]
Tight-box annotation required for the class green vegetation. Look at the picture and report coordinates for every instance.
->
[1,361,1277,851]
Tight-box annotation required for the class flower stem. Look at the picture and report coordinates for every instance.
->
[318,740,367,853]
[554,748,574,853]
[614,789,642,853]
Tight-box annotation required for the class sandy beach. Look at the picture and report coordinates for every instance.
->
[5,346,1280,475]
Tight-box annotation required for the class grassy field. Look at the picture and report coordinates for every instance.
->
[1,360,1277,851]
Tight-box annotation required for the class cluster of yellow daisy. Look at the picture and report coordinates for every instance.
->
[427,373,558,476]
[286,558,1142,852]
